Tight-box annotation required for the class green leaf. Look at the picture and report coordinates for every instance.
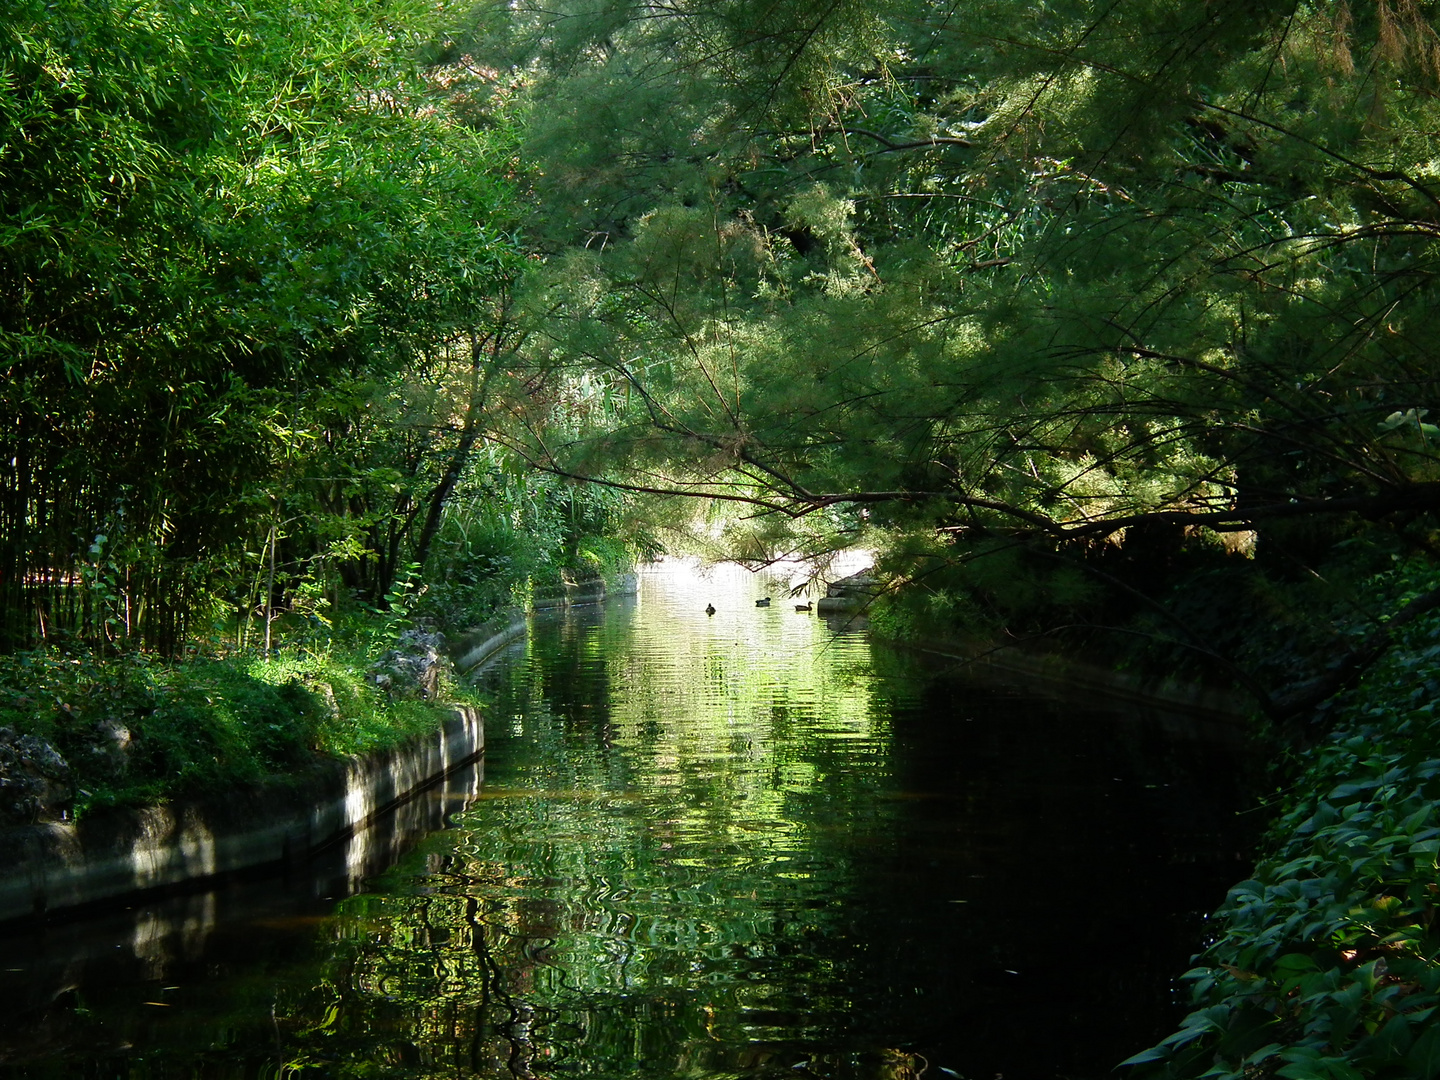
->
[1117,1046,1170,1068]
[1243,1044,1283,1066]
[1408,1024,1440,1080]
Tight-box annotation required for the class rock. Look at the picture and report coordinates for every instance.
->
[82,717,133,782]
[0,727,73,825]
[309,680,342,722]
[371,629,450,700]
[816,572,881,614]
[95,717,132,751]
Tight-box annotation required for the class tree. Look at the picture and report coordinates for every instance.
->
[0,0,521,652]
[456,0,1440,705]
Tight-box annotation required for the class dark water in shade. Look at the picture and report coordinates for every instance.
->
[0,561,1258,1079]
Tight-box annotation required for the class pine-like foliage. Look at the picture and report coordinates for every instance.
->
[476,0,1440,549]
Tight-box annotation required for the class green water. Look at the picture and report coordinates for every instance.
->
[0,562,1256,1078]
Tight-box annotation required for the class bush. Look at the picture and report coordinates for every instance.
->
[0,622,473,819]
[1126,560,1440,1080]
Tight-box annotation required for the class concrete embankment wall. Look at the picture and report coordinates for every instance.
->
[533,572,639,612]
[949,644,1253,720]
[0,705,483,924]
[450,615,529,673]
[816,581,1250,720]
[450,573,639,673]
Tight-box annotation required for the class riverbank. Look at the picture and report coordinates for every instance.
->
[0,703,482,923]
[0,572,640,923]
[837,583,1250,731]
[850,555,1440,1078]
[0,627,466,825]
[1123,582,1440,1079]
[0,624,481,922]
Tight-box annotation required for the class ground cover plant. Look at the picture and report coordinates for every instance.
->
[0,621,473,823]
[1125,559,1440,1079]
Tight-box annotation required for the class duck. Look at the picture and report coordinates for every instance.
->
[705,603,716,616]
[755,597,771,607]
[794,601,813,612]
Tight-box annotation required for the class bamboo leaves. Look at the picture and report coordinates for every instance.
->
[0,0,521,652]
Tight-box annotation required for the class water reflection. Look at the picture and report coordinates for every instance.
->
[0,563,1256,1079]
[294,562,1255,1079]
[0,754,483,1074]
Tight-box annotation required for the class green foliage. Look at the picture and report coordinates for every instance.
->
[1127,561,1440,1080]
[469,0,1440,643]
[0,0,521,654]
[0,647,311,812]
[392,440,643,628]
[0,623,465,816]
[243,635,465,757]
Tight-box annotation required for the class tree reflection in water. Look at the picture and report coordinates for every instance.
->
[276,562,1255,1080]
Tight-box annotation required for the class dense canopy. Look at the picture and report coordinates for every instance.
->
[5,0,1440,678]
[0,0,523,650]
[487,0,1440,537]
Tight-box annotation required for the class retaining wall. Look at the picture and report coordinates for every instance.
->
[450,613,529,673]
[451,573,640,672]
[532,572,639,612]
[910,637,1254,722]
[0,705,483,924]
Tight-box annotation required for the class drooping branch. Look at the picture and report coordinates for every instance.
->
[843,127,974,153]
[504,412,1440,541]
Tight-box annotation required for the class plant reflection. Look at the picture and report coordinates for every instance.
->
[289,565,905,1077]
[265,564,1253,1080]
[0,563,1254,1079]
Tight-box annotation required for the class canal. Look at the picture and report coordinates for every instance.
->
[0,561,1257,1078]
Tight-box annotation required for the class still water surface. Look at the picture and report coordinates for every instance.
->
[0,562,1256,1079]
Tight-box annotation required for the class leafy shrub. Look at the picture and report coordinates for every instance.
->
[1127,560,1440,1080]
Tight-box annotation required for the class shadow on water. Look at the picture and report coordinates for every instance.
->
[0,562,1262,1079]
[0,755,484,1074]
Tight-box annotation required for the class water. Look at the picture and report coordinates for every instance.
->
[0,562,1257,1078]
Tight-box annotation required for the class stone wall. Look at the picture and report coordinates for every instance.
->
[0,705,483,924]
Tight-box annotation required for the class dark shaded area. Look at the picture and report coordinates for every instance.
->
[845,676,1257,1076]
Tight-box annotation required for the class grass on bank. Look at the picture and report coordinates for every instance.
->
[0,619,477,820]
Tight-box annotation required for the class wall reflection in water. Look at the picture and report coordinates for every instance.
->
[0,750,483,1071]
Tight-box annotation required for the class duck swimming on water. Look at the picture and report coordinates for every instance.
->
[755,597,771,607]
[706,603,716,616]
[794,602,813,612]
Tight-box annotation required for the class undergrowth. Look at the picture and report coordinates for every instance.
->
[0,622,475,819]
[1126,559,1440,1080]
